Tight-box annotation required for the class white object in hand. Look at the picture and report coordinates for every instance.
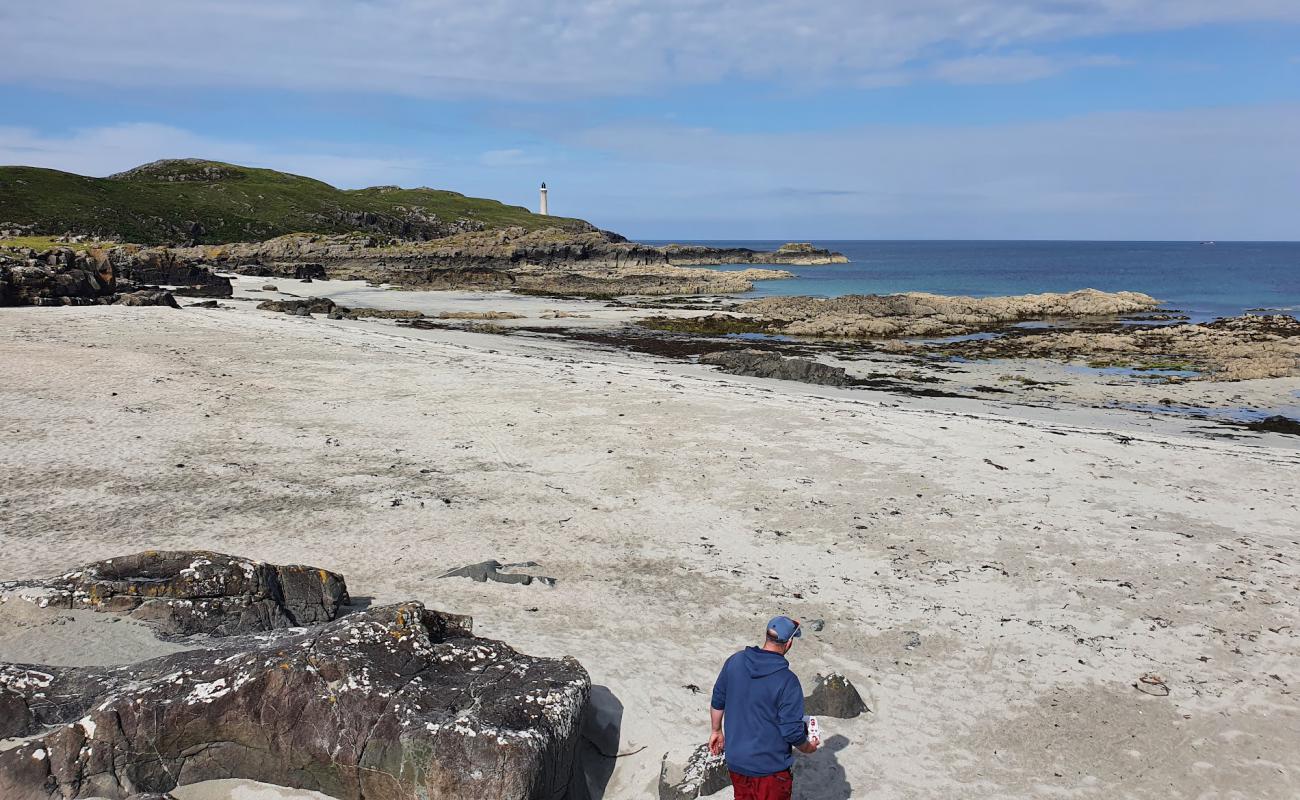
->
[804,715,821,744]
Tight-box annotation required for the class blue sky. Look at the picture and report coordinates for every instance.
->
[2,1,1299,240]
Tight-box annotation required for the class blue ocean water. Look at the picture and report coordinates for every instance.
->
[642,240,1300,321]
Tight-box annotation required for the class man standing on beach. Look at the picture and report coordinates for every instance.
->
[709,616,819,800]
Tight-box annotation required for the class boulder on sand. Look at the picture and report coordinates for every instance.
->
[0,602,590,800]
[257,297,336,314]
[803,672,869,718]
[699,349,851,387]
[0,550,349,636]
[659,744,729,800]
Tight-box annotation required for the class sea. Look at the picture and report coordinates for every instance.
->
[641,240,1300,322]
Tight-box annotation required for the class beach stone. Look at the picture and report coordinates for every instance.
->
[0,602,589,800]
[262,283,279,291]
[0,550,349,636]
[659,744,730,800]
[803,672,869,718]
[699,350,851,387]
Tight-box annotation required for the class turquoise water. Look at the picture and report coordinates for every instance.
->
[643,240,1300,321]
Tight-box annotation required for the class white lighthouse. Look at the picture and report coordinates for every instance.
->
[539,182,549,216]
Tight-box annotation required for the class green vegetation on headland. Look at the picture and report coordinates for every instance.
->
[0,159,593,245]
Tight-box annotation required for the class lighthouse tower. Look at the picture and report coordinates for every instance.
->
[539,182,549,216]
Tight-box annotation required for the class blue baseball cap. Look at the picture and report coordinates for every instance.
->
[766,616,802,643]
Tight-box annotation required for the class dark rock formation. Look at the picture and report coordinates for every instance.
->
[663,241,848,266]
[256,297,337,315]
[699,350,851,387]
[659,744,729,800]
[803,672,869,718]
[439,560,556,587]
[0,602,589,800]
[107,248,232,297]
[0,248,116,305]
[0,550,349,636]
[0,250,184,308]
[1246,415,1300,436]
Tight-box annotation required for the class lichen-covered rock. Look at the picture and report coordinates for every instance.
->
[659,744,729,800]
[803,672,869,718]
[699,350,851,387]
[0,602,589,800]
[0,550,349,636]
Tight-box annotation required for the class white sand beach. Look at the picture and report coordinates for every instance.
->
[2,302,1298,799]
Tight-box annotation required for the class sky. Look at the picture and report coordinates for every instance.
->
[2,1,1299,240]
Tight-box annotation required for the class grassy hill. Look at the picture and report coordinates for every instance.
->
[0,159,592,245]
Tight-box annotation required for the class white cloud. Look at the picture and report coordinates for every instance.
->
[3,1,1298,97]
[929,53,1129,85]
[0,123,428,188]
[481,148,541,167]
[561,104,1300,239]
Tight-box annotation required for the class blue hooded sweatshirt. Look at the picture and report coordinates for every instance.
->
[710,646,807,777]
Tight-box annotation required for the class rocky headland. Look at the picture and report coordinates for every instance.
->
[2,158,847,299]
[0,229,846,301]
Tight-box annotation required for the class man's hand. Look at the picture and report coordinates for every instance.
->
[796,738,820,754]
[708,729,725,756]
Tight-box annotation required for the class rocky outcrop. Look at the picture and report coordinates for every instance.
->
[134,229,801,296]
[740,289,1163,339]
[256,297,339,315]
[663,241,848,266]
[106,247,232,297]
[699,350,852,387]
[0,601,589,800]
[937,314,1300,382]
[0,550,349,636]
[0,249,182,307]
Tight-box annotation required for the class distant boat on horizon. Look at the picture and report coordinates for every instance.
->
[1200,241,1216,245]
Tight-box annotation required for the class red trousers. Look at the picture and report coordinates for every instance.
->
[729,769,793,800]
